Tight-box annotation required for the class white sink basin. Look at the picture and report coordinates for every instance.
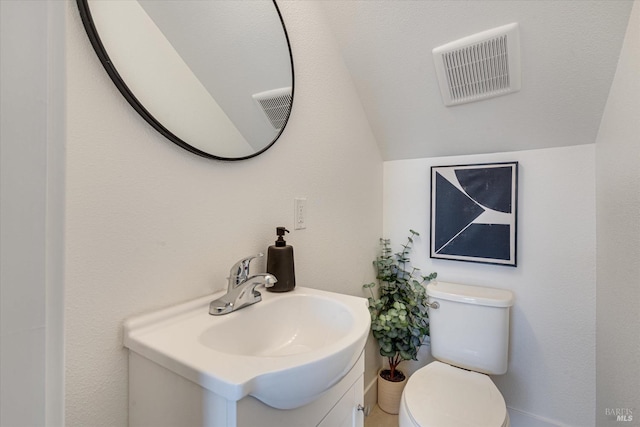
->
[124,287,370,409]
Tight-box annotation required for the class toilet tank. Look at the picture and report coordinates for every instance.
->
[427,282,514,375]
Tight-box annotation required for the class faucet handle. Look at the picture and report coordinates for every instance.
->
[263,274,277,288]
[229,253,264,288]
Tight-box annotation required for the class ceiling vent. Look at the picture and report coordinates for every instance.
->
[433,23,521,106]
[252,87,292,131]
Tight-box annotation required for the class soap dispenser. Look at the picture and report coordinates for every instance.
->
[266,227,295,292]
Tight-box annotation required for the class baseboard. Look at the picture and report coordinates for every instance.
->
[507,406,572,427]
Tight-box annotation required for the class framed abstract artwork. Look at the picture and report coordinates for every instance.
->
[430,162,518,266]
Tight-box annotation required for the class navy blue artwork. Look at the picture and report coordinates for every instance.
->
[456,167,513,213]
[430,162,518,266]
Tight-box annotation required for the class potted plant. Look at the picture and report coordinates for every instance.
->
[363,230,437,414]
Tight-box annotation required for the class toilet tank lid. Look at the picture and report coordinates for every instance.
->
[427,282,514,307]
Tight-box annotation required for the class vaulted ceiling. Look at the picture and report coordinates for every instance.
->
[318,1,634,160]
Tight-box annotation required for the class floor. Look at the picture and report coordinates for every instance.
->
[364,405,398,427]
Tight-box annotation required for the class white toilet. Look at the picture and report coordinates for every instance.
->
[399,281,514,427]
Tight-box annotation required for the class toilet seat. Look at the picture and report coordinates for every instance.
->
[400,361,508,427]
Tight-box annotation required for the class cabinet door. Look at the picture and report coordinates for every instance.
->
[318,375,364,427]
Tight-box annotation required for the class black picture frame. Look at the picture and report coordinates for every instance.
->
[430,162,518,266]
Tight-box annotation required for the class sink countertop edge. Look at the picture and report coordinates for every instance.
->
[123,287,370,405]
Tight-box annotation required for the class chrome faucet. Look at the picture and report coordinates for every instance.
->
[209,253,277,316]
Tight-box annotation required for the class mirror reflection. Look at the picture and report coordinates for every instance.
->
[78,0,294,160]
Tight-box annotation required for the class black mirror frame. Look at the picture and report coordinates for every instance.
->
[76,0,295,161]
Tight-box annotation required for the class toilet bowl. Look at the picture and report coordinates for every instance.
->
[398,361,509,427]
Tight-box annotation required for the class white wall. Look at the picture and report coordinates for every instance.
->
[596,1,640,425]
[0,3,47,425]
[0,1,65,426]
[384,144,596,427]
[64,1,382,425]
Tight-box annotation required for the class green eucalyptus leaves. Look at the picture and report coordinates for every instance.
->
[364,230,437,381]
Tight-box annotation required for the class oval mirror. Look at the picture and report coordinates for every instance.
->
[77,0,294,161]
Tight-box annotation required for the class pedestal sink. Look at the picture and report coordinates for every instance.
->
[124,287,370,411]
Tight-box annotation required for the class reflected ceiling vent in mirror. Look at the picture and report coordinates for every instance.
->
[433,23,521,106]
[253,87,293,131]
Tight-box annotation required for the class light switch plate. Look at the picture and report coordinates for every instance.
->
[294,198,307,230]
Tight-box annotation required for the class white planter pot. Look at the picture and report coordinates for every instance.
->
[377,369,408,415]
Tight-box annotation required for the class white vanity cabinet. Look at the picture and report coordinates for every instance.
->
[316,374,364,427]
[128,351,365,427]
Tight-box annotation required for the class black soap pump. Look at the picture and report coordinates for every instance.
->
[266,227,295,292]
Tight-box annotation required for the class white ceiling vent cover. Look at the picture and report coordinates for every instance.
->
[433,23,521,106]
[252,87,292,131]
